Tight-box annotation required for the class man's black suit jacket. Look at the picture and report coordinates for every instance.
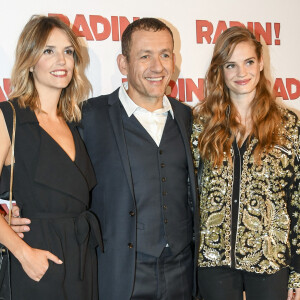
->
[80,88,199,300]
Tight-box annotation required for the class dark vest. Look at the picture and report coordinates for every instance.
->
[121,109,193,257]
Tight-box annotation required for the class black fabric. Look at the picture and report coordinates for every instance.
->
[0,248,11,300]
[198,266,289,300]
[231,139,248,268]
[131,245,193,300]
[0,100,99,300]
[121,109,191,257]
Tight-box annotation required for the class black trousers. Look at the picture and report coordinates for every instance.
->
[131,245,193,300]
[198,266,289,300]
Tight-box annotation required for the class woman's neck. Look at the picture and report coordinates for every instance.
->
[231,94,254,127]
[37,89,61,119]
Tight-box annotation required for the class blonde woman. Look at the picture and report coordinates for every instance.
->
[0,16,101,299]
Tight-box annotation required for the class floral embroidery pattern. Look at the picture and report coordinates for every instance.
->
[191,109,300,288]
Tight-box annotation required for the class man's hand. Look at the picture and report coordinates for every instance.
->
[5,206,31,238]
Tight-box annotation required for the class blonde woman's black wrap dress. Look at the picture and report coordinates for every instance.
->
[0,100,102,300]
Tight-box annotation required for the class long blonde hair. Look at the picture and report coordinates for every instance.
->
[9,15,91,122]
[194,26,283,166]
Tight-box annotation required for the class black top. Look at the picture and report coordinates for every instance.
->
[231,138,248,268]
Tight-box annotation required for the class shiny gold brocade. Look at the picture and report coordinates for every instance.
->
[191,109,300,288]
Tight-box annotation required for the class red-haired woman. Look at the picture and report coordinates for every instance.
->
[192,26,300,300]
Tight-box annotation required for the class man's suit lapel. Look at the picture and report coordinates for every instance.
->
[108,90,135,200]
[171,100,197,208]
[171,101,193,164]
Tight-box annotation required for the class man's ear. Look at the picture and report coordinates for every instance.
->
[172,53,176,73]
[117,54,128,76]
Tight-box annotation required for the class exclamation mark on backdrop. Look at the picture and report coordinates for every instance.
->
[274,23,280,45]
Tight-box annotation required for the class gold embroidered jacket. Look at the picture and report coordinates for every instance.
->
[191,108,300,288]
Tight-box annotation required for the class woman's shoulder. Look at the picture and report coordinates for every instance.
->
[0,99,13,111]
[0,100,16,129]
[192,111,205,132]
[278,106,300,150]
[279,106,300,131]
[192,121,202,138]
[190,118,203,156]
[280,105,299,119]
[192,102,206,129]
[0,98,21,113]
[0,101,14,143]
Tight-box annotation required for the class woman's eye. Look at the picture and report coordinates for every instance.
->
[43,48,53,55]
[225,64,235,69]
[65,49,74,55]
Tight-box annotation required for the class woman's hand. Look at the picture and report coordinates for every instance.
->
[288,288,300,300]
[0,212,62,282]
[17,246,63,282]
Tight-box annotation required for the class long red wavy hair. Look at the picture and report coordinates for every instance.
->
[194,26,283,167]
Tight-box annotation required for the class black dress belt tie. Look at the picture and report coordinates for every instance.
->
[75,210,103,280]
